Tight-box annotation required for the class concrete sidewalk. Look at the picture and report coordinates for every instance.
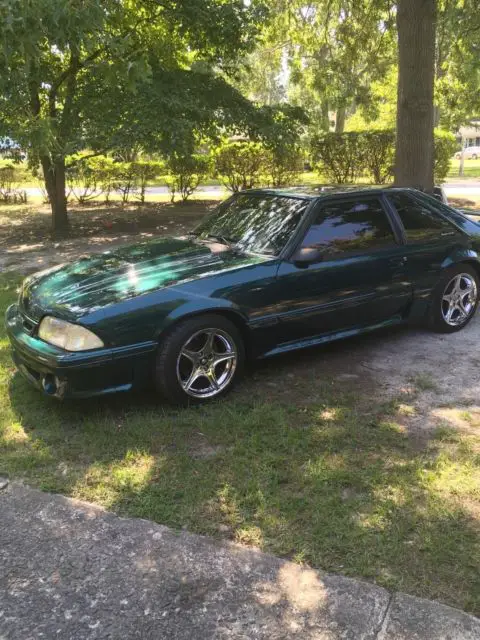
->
[0,484,478,639]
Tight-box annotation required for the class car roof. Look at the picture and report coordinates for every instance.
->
[245,185,418,201]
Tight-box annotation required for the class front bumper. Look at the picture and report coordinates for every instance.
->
[5,304,157,399]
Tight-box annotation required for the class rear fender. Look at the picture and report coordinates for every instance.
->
[408,249,480,323]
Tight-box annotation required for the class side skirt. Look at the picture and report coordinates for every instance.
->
[259,315,405,359]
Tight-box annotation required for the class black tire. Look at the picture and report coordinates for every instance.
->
[155,314,245,406]
[472,154,478,160]
[429,264,479,333]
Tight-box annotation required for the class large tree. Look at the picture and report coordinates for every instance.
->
[394,0,436,191]
[0,0,267,236]
[262,1,396,134]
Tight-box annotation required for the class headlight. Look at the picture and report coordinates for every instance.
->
[38,316,104,351]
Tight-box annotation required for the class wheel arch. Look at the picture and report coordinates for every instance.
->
[156,306,253,357]
[455,258,480,280]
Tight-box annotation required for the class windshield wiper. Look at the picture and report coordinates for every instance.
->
[190,230,243,252]
[207,234,236,248]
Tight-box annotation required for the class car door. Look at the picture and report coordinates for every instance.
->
[385,191,468,315]
[275,195,413,341]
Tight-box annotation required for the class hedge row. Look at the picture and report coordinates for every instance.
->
[311,129,457,184]
[63,142,304,204]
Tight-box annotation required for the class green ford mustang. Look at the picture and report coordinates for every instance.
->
[5,186,480,405]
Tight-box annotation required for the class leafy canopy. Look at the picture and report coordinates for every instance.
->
[0,0,269,162]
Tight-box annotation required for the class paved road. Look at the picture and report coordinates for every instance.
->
[1,483,479,639]
[23,181,480,200]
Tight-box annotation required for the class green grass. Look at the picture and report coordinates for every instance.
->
[0,273,479,614]
[448,158,480,179]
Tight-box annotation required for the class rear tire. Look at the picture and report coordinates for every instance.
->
[155,314,245,406]
[428,264,479,333]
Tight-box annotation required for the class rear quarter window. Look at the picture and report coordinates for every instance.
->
[388,192,455,242]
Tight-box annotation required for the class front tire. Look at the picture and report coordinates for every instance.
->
[155,314,245,405]
[429,265,479,333]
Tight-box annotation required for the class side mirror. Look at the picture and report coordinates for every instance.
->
[292,246,324,268]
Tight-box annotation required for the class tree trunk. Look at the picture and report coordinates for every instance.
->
[41,155,69,237]
[395,0,436,192]
[335,106,346,133]
[53,159,69,236]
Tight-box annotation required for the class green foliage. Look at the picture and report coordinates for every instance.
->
[131,161,164,203]
[312,129,456,185]
[0,163,27,203]
[65,155,164,204]
[266,145,304,187]
[434,129,457,183]
[361,131,396,184]
[165,154,212,202]
[270,1,397,133]
[0,0,269,231]
[311,132,364,183]
[214,141,269,192]
[87,156,118,204]
[66,157,100,204]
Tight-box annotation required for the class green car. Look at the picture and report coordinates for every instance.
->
[5,186,480,405]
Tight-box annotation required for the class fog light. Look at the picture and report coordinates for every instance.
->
[42,374,57,395]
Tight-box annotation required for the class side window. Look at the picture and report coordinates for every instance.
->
[300,197,396,257]
[388,192,454,242]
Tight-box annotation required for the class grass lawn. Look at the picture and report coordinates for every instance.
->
[448,158,480,179]
[0,273,479,614]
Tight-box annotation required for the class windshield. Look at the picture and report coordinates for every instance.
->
[193,193,308,256]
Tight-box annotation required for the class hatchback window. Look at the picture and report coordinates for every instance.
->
[388,192,454,242]
[300,197,396,257]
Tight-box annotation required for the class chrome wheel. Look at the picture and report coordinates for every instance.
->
[441,273,478,326]
[176,328,237,398]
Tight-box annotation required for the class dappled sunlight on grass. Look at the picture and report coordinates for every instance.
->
[70,450,157,508]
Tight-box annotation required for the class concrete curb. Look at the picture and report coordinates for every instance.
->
[1,483,478,639]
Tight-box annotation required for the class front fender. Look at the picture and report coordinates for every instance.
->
[155,296,248,339]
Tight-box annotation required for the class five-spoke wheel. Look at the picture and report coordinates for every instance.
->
[176,328,237,398]
[430,265,479,333]
[441,273,477,327]
[155,315,244,405]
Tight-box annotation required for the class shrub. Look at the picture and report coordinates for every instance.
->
[266,144,304,187]
[434,129,457,183]
[311,133,364,183]
[361,131,395,184]
[131,161,163,203]
[111,162,137,203]
[214,141,269,192]
[311,129,456,185]
[66,158,100,203]
[0,163,27,203]
[165,154,211,202]
[86,156,117,203]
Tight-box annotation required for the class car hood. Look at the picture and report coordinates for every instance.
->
[20,237,269,321]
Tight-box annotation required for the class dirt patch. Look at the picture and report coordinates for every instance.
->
[0,201,214,274]
[449,196,480,210]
